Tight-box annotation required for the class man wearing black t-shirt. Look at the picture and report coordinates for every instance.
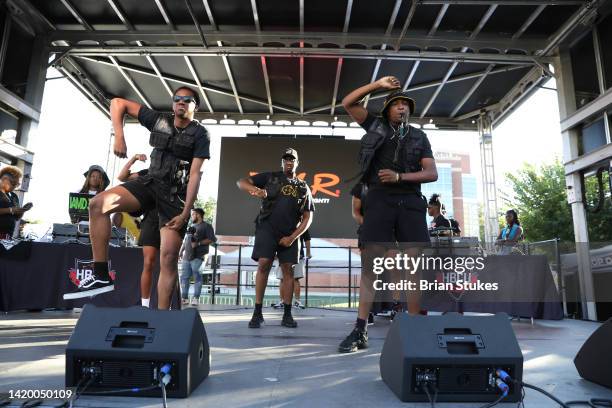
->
[237,148,314,328]
[63,87,210,309]
[338,76,438,353]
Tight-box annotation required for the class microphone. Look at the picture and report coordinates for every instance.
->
[398,111,409,139]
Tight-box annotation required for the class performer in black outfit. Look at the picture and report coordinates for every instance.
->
[63,86,210,309]
[117,153,160,308]
[338,76,438,353]
[237,148,314,328]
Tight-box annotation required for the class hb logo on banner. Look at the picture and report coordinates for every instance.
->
[68,259,116,288]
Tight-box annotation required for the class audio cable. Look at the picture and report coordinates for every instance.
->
[495,369,612,408]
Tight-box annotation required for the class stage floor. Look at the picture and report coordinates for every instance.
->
[1,306,611,407]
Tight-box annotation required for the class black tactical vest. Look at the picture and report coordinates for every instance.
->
[148,115,200,187]
[358,117,429,185]
[256,171,309,224]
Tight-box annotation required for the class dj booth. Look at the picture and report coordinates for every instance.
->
[0,241,178,312]
[372,236,564,320]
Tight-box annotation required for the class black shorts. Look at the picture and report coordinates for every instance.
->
[251,222,300,265]
[138,210,161,249]
[122,176,187,236]
[361,188,430,245]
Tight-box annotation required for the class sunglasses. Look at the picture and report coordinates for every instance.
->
[172,95,196,104]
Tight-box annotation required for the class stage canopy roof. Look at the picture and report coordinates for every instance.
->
[4,0,603,130]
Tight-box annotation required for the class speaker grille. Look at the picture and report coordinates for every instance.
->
[101,361,154,388]
[438,367,488,393]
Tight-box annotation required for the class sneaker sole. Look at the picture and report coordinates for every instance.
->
[338,342,367,353]
[248,319,265,328]
[338,345,358,353]
[63,285,115,300]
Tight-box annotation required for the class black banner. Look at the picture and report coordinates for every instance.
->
[216,136,361,238]
[0,242,179,311]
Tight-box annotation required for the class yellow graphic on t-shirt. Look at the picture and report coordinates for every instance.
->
[281,184,298,197]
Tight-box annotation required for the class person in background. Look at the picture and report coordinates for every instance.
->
[237,148,314,329]
[117,153,160,307]
[497,209,523,255]
[427,193,452,236]
[80,165,110,195]
[179,208,216,306]
[0,166,31,239]
[70,165,110,224]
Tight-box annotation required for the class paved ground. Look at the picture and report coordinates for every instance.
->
[1,306,611,407]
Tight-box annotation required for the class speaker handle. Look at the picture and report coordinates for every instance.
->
[437,334,485,349]
[105,327,155,343]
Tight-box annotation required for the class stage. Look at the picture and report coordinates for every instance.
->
[1,307,611,408]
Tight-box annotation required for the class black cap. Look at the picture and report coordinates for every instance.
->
[83,165,110,189]
[282,148,298,160]
[381,90,416,116]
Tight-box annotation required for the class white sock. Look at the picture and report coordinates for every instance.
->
[141,298,150,307]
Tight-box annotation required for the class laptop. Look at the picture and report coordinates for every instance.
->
[68,192,94,222]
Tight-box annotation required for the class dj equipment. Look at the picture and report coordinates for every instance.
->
[52,223,128,246]
[52,223,89,244]
[380,313,523,403]
[574,318,612,389]
[66,304,210,398]
[68,192,93,222]
[428,236,481,256]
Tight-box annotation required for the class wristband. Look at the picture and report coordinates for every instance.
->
[396,172,401,183]
[10,207,13,215]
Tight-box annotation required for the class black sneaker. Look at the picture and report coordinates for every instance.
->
[63,268,114,300]
[281,314,298,328]
[368,312,375,325]
[338,328,368,353]
[248,313,265,328]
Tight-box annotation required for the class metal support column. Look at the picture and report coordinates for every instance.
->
[478,114,499,249]
[16,38,48,148]
[14,37,48,199]
[0,13,11,78]
[554,49,597,321]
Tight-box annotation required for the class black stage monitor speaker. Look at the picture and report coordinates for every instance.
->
[380,313,523,403]
[574,318,612,389]
[66,304,210,398]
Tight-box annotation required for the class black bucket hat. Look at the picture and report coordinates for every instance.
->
[83,165,110,190]
[381,90,416,117]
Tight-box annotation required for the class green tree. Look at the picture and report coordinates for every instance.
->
[505,160,611,243]
[193,196,216,224]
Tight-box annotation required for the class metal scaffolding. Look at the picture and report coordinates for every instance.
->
[478,114,499,248]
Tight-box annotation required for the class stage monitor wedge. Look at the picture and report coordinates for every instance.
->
[574,318,612,389]
[66,304,210,398]
[380,313,523,403]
